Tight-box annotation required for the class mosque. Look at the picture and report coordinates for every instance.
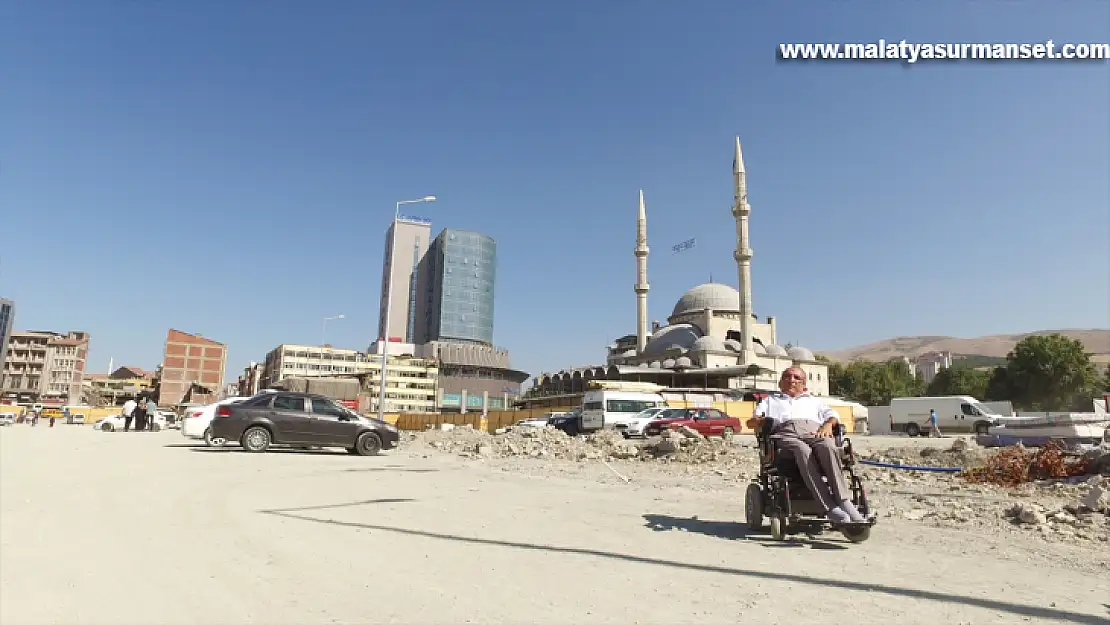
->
[526,138,830,402]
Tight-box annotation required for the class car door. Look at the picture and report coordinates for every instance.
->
[269,395,313,443]
[690,409,714,436]
[308,397,360,446]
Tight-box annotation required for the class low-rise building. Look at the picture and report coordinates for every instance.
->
[83,366,155,406]
[158,329,227,406]
[260,343,439,413]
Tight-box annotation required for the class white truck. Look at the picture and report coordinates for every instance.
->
[889,396,1003,436]
[579,389,667,432]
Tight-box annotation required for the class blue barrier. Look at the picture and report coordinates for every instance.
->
[859,459,963,473]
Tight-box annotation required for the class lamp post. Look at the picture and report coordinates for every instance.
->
[378,195,436,420]
[322,314,345,346]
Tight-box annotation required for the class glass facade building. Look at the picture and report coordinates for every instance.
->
[415,229,497,345]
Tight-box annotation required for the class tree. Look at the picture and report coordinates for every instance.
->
[984,367,1012,402]
[1004,334,1098,411]
[829,358,922,406]
[926,366,990,399]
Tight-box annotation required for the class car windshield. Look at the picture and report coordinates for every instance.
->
[633,408,662,419]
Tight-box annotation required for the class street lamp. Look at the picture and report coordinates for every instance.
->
[378,195,437,420]
[322,314,345,346]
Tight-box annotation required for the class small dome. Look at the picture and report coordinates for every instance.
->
[649,361,662,369]
[675,356,693,368]
[788,346,816,362]
[765,344,789,357]
[621,349,637,357]
[670,283,741,318]
[642,323,702,357]
[724,339,742,352]
[662,358,677,369]
[753,342,768,355]
[692,336,729,353]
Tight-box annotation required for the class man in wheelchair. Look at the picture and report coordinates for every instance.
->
[744,367,874,541]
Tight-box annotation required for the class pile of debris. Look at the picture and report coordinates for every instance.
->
[414,423,754,466]
[418,424,642,462]
[962,441,1096,487]
[865,438,988,470]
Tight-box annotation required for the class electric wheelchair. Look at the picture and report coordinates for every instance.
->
[744,418,876,543]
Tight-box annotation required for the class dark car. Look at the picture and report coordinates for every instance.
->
[209,391,400,455]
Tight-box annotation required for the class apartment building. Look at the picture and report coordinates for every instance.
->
[158,329,227,406]
[237,361,264,397]
[261,343,438,412]
[0,330,90,405]
[378,217,433,344]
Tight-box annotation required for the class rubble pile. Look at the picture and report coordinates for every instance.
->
[865,438,988,469]
[962,441,1096,487]
[414,423,758,466]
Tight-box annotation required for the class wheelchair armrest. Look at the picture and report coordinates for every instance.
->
[833,423,845,448]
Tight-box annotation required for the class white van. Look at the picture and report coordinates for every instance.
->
[889,396,1003,436]
[580,390,667,431]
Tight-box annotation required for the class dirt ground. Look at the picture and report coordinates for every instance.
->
[1,425,1107,625]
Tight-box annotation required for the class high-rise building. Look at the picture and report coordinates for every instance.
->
[0,329,89,405]
[158,329,227,406]
[414,228,497,345]
[0,299,13,373]
[378,217,432,344]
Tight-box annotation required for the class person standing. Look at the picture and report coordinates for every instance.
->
[121,398,137,432]
[145,397,159,431]
[929,408,942,438]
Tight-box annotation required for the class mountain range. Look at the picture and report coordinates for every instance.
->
[819,329,1110,366]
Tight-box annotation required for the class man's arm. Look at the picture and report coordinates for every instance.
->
[815,402,839,438]
[746,398,769,431]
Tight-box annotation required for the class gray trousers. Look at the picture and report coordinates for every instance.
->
[772,420,852,512]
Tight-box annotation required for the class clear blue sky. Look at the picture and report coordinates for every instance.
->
[2,1,1108,382]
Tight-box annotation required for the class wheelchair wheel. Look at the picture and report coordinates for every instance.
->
[769,514,787,541]
[744,483,764,529]
[842,526,871,543]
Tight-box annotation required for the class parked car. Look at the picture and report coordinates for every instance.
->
[181,397,251,446]
[615,407,669,438]
[643,408,742,438]
[208,391,399,455]
[514,412,564,429]
[0,411,15,426]
[95,411,167,432]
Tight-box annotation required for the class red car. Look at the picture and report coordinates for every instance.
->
[642,407,742,438]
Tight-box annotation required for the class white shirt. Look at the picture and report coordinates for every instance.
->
[754,392,838,427]
[121,399,137,416]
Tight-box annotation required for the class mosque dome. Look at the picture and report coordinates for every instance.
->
[670,283,741,317]
[675,356,693,368]
[753,342,768,355]
[649,361,662,369]
[787,346,816,362]
[692,336,729,353]
[621,349,637,357]
[662,358,677,369]
[642,323,702,356]
[764,344,789,357]
[724,339,742,352]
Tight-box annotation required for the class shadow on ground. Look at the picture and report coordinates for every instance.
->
[642,514,847,550]
[257,499,1105,625]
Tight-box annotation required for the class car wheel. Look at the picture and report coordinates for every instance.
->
[241,426,272,453]
[354,431,383,456]
[102,423,114,432]
[974,422,990,435]
[905,423,920,437]
[723,426,735,440]
[744,483,764,529]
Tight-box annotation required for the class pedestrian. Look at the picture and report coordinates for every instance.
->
[929,408,942,438]
[121,398,137,432]
[136,399,149,432]
[31,409,39,427]
[49,410,56,428]
[145,397,159,431]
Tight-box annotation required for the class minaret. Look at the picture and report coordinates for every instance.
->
[634,189,651,354]
[732,137,756,363]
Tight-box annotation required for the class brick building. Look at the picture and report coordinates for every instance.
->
[157,329,227,406]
